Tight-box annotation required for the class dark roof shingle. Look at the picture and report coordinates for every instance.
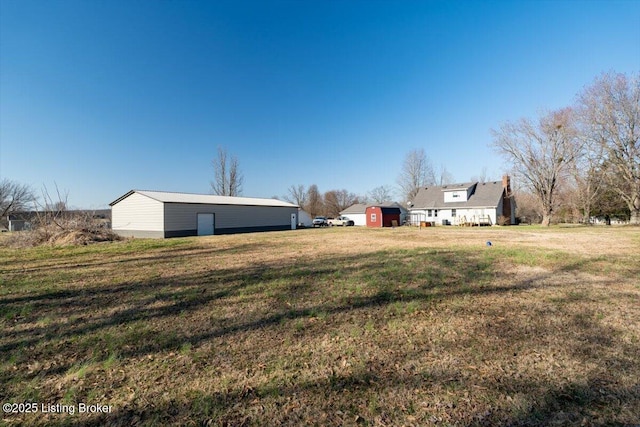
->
[411,181,505,209]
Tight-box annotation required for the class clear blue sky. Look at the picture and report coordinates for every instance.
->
[1,0,638,208]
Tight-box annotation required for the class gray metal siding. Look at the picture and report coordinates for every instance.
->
[8,220,27,232]
[163,203,297,233]
[111,192,164,233]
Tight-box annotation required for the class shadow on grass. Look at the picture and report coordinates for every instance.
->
[66,360,640,427]
[2,243,639,426]
[2,249,495,360]
[0,241,265,276]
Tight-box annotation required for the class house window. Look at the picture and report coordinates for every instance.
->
[453,193,459,198]
[434,210,438,217]
[371,213,377,223]
[452,209,456,217]
[427,210,432,217]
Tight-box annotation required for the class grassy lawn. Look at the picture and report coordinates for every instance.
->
[1,226,639,426]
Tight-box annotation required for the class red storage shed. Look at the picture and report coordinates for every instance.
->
[366,206,401,228]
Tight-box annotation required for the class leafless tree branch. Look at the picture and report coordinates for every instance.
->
[397,149,435,202]
[577,72,640,224]
[492,108,581,226]
[210,146,244,196]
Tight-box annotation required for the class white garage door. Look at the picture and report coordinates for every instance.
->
[197,213,215,236]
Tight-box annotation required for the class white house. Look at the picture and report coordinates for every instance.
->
[408,176,516,226]
[110,190,299,238]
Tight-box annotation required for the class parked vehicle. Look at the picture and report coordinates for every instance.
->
[328,216,355,227]
[312,216,328,227]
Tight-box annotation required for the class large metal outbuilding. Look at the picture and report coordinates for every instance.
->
[110,190,299,238]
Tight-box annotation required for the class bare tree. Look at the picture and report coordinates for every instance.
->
[567,141,606,223]
[492,108,581,226]
[37,183,69,230]
[210,146,244,196]
[283,184,307,207]
[471,167,489,183]
[434,164,455,186]
[368,185,394,204]
[358,194,371,205]
[324,189,359,217]
[6,183,120,246]
[305,184,324,218]
[397,148,435,203]
[0,179,36,221]
[577,72,640,224]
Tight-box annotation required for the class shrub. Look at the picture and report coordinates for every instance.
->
[497,215,511,226]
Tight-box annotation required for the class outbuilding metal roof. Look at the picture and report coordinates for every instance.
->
[110,190,299,208]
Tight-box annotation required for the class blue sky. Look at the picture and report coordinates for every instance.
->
[1,0,638,208]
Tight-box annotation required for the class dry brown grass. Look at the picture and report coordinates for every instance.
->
[1,226,639,426]
[2,225,121,248]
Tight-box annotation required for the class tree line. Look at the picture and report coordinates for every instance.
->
[492,71,639,225]
[280,185,360,218]
[5,72,634,228]
[209,147,490,220]
[212,70,638,227]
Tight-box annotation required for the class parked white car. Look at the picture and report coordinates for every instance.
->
[328,216,355,226]
[312,216,328,227]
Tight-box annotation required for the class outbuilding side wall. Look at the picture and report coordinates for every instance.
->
[163,203,297,236]
[345,213,367,226]
[111,190,300,238]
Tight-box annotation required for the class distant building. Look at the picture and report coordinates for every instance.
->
[365,206,402,228]
[6,210,110,232]
[341,202,408,226]
[110,190,299,238]
[408,176,516,226]
[340,203,368,226]
[297,209,313,227]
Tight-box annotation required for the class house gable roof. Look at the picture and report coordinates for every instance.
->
[110,190,298,208]
[439,182,477,192]
[340,203,368,214]
[411,181,505,209]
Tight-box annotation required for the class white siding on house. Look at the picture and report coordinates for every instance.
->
[410,208,497,225]
[443,190,468,203]
[455,208,497,225]
[112,192,164,233]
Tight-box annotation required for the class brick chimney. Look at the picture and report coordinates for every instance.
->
[501,175,512,224]
[502,175,511,193]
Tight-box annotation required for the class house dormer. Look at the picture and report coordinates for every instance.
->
[442,183,477,203]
